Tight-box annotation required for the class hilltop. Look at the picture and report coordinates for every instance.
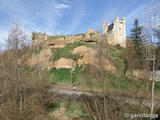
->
[27,28,128,90]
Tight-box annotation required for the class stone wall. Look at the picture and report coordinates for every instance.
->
[85,29,100,39]
[31,17,126,48]
[31,31,100,49]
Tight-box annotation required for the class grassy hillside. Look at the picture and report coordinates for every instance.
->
[46,42,160,97]
[48,43,127,89]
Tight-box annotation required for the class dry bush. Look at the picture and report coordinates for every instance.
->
[0,75,53,120]
[48,105,69,120]
[0,22,54,120]
[80,94,149,120]
[0,48,53,120]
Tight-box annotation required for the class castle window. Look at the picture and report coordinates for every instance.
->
[119,28,121,30]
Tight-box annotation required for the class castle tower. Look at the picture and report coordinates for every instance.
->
[102,17,126,48]
[114,16,120,45]
[121,17,126,47]
[31,32,47,46]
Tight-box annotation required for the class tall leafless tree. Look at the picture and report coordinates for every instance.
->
[0,22,53,120]
[144,1,160,117]
[6,22,28,112]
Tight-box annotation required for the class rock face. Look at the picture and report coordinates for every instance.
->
[45,35,85,49]
[77,51,96,66]
[126,70,147,79]
[29,29,119,74]
[72,45,117,74]
[53,58,76,70]
[28,44,117,74]
[32,32,100,49]
[95,57,117,74]
[72,45,96,57]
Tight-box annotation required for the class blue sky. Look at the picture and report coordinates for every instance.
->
[0,0,155,44]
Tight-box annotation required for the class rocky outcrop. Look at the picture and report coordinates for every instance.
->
[28,44,117,74]
[95,57,117,74]
[72,45,117,74]
[46,36,84,48]
[53,58,76,70]
[126,70,147,79]
[72,45,96,57]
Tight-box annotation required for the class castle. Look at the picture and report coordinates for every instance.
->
[31,32,47,46]
[29,17,126,73]
[31,16,126,48]
[102,16,126,48]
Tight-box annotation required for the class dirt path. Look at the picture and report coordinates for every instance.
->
[54,84,103,93]
[52,84,159,108]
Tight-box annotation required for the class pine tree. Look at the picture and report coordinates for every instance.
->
[130,19,145,60]
[130,19,144,47]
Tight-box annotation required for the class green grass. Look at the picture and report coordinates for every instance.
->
[50,68,71,84]
[49,65,102,88]
[50,66,86,86]
[72,65,102,89]
[154,81,160,92]
[48,43,157,94]
[71,66,83,85]
[107,46,126,76]
[112,57,126,75]
[46,100,89,119]
[109,46,121,57]
[104,73,148,93]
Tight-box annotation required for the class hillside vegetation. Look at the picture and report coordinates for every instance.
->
[47,42,126,89]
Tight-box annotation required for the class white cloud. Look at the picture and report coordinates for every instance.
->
[55,3,71,9]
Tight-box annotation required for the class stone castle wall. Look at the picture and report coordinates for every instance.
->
[31,30,100,48]
[102,16,126,48]
[85,29,100,39]
[31,17,126,48]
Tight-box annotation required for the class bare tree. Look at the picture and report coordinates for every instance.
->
[144,1,160,117]
[6,22,28,112]
[0,22,53,120]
